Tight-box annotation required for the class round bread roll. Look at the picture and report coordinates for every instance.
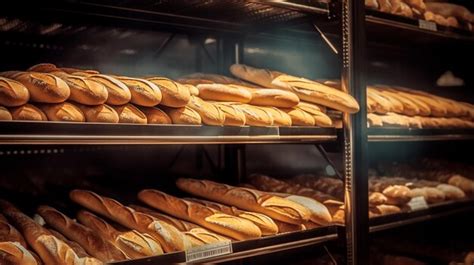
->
[10,104,47,121]
[137,106,172,124]
[0,77,30,107]
[231,104,273,126]
[187,96,225,126]
[9,72,70,103]
[280,108,315,126]
[111,104,147,124]
[38,102,85,122]
[147,77,190,107]
[53,72,108,105]
[0,106,12,120]
[259,107,292,126]
[163,106,202,125]
[182,84,199,96]
[118,77,162,107]
[27,63,58,73]
[87,75,131,105]
[213,103,246,126]
[249,89,299,108]
[196,84,252,103]
[77,104,119,123]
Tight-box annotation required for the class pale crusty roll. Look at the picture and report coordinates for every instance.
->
[137,189,262,240]
[196,84,252,103]
[229,64,283,88]
[187,96,225,125]
[77,104,119,123]
[9,104,47,121]
[0,106,12,120]
[187,198,278,236]
[147,77,190,107]
[52,72,108,105]
[88,75,131,105]
[259,107,292,126]
[37,205,128,262]
[111,104,147,124]
[5,72,70,103]
[163,106,201,125]
[175,178,311,225]
[117,77,162,107]
[137,106,172,124]
[0,214,26,247]
[0,200,102,265]
[280,108,315,126]
[0,242,38,265]
[69,190,189,253]
[76,210,163,259]
[213,103,246,126]
[0,77,29,107]
[249,89,299,108]
[38,102,85,122]
[231,104,273,126]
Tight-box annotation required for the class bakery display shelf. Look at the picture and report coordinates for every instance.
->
[369,198,474,233]
[111,225,338,265]
[0,121,337,145]
[368,128,474,142]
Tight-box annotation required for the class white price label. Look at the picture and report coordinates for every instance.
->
[408,196,429,211]
[185,241,232,262]
[418,20,437,31]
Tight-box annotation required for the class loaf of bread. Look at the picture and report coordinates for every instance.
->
[196,84,252,103]
[187,198,278,235]
[0,199,102,265]
[76,210,163,258]
[87,75,131,105]
[175,178,311,225]
[381,185,412,205]
[60,68,99,75]
[437,183,466,200]
[38,102,85,122]
[230,104,273,126]
[367,113,383,127]
[289,176,344,200]
[280,108,315,126]
[77,104,119,123]
[182,84,199,96]
[147,77,190,107]
[138,189,262,240]
[213,103,246,126]
[179,73,256,87]
[0,241,38,265]
[37,205,128,262]
[3,72,70,103]
[295,106,332,127]
[187,96,225,125]
[367,89,390,114]
[135,106,171,124]
[111,104,147,124]
[163,106,202,125]
[0,77,29,107]
[377,88,420,116]
[410,187,445,204]
[369,192,389,206]
[52,72,108,105]
[0,214,26,247]
[117,77,162,107]
[259,107,292,126]
[249,89,300,108]
[48,229,90,258]
[69,189,189,253]
[28,63,59,73]
[0,106,12,120]
[9,104,47,121]
[369,205,401,217]
[447,175,474,194]
[229,64,284,88]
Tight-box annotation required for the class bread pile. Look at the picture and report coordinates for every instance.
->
[365,0,474,30]
[366,85,474,129]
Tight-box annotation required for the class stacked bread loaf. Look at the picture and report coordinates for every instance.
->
[366,85,474,129]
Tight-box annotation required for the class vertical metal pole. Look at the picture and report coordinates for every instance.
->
[342,0,369,264]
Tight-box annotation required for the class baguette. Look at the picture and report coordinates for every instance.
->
[0,214,26,247]
[367,113,383,127]
[296,102,326,114]
[138,189,262,240]
[393,87,448,117]
[0,106,12,120]
[377,88,419,116]
[187,96,225,125]
[147,77,190,107]
[369,205,401,217]
[280,108,315,126]
[0,77,29,107]
[76,210,163,258]
[259,107,292,126]
[9,104,47,121]
[87,75,131,105]
[230,104,273,126]
[69,189,189,253]
[0,199,102,265]
[447,175,474,194]
[111,104,147,124]
[0,241,38,265]
[48,229,90,258]
[179,73,255,86]
[294,106,332,127]
[369,88,404,113]
[196,84,252,103]
[136,106,171,124]
[38,102,85,122]
[249,89,299,108]
[175,178,311,225]
[163,106,202,125]
[229,64,283,88]
[28,63,59,73]
[409,187,445,204]
[77,104,119,123]
[52,72,108,105]
[117,77,162,107]
[182,84,199,96]
[367,89,391,114]
[213,103,246,126]
[6,72,70,103]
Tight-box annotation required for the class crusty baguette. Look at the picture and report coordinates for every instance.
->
[76,210,163,259]
[52,72,108,105]
[28,63,59,73]
[136,106,172,124]
[249,89,300,108]
[147,77,190,107]
[230,104,273,126]
[259,107,292,126]
[87,75,131,105]
[38,102,85,122]
[37,205,128,262]
[294,106,332,127]
[377,88,419,116]
[182,84,199,96]
[196,84,252,103]
[4,72,70,103]
[9,104,47,121]
[280,108,315,126]
[179,73,256,87]
[229,64,283,88]
[296,102,326,114]
[138,189,262,240]
[0,77,29,107]
[117,77,162,107]
[213,103,246,126]
[369,88,404,113]
[0,106,12,120]
[0,214,27,247]
[69,189,189,253]
[0,241,38,265]
[367,89,390,114]
[175,178,311,225]
[111,104,147,124]
[369,205,401,218]
[367,113,383,127]
[77,104,119,123]
[0,199,102,265]
[48,229,90,258]
[187,96,225,125]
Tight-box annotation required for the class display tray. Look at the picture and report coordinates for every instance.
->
[370,198,474,233]
[0,121,337,145]
[111,225,338,264]
[368,128,474,141]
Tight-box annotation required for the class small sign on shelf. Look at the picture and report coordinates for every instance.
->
[185,241,233,262]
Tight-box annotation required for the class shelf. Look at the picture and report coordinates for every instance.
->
[0,121,337,145]
[111,225,338,264]
[368,128,474,142]
[370,198,474,233]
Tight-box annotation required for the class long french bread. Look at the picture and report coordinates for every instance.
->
[111,104,147,124]
[213,103,246,126]
[52,72,108,105]
[117,77,162,107]
[38,102,85,122]
[147,77,190,107]
[9,104,47,121]
[48,229,90,258]
[0,241,38,265]
[0,214,27,247]
[196,84,252,103]
[229,64,283,88]
[87,75,131,105]
[187,96,225,125]
[249,89,300,108]
[77,104,119,123]
[0,77,29,107]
